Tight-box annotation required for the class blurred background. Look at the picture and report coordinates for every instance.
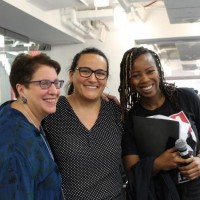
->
[1,0,200,103]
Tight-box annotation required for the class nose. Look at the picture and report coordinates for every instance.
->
[140,73,149,82]
[88,72,97,81]
[48,83,59,94]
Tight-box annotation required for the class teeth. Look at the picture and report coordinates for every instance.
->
[86,86,97,89]
[142,85,152,91]
[45,99,56,103]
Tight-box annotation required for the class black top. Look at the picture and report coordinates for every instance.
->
[122,87,200,199]
[122,87,200,157]
[43,96,125,200]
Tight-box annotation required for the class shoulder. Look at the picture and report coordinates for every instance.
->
[101,99,123,124]
[57,95,67,106]
[0,101,12,115]
[46,96,68,118]
[42,96,70,129]
[177,87,197,95]
[176,87,199,100]
[175,87,200,112]
[102,99,121,114]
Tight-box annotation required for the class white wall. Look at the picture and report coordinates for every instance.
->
[49,7,200,99]
[49,30,137,98]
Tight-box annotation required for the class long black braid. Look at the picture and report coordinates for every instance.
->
[119,46,179,121]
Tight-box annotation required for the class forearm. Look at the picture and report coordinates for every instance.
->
[153,157,162,175]
[123,154,140,174]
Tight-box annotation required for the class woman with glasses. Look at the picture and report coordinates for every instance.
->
[0,53,64,199]
[43,47,125,199]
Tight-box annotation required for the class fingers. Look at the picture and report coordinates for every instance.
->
[102,93,109,101]
[101,93,120,105]
[180,168,200,180]
[178,157,200,180]
[166,147,178,153]
[172,152,179,158]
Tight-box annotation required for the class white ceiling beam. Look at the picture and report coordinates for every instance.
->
[76,9,114,20]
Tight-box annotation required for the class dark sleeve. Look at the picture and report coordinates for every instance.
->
[178,88,200,131]
[189,89,200,135]
[178,88,200,151]
[0,155,33,200]
[122,111,138,157]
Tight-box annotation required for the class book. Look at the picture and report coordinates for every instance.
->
[131,115,194,184]
[132,116,179,158]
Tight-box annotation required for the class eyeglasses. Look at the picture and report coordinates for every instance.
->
[76,67,108,80]
[26,79,64,89]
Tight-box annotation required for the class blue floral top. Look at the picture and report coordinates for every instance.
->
[0,101,63,200]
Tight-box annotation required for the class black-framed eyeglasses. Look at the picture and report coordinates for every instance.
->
[76,67,108,80]
[25,79,64,89]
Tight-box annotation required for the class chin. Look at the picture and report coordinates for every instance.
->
[45,107,57,114]
[141,92,155,98]
[89,95,101,100]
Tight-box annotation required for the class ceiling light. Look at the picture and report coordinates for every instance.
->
[94,0,109,8]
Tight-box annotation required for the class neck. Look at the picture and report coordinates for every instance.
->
[12,100,41,129]
[67,94,101,110]
[23,104,41,129]
[141,93,165,110]
[66,94,101,130]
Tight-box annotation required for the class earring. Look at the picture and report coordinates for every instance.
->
[21,97,27,104]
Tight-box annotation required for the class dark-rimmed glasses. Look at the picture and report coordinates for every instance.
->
[76,67,108,80]
[25,79,64,89]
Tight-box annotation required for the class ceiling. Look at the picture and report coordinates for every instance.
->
[2,0,200,46]
[0,0,166,50]
[164,0,200,23]
[1,0,200,76]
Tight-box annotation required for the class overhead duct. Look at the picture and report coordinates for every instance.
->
[60,8,97,40]
[117,0,145,22]
[118,0,131,13]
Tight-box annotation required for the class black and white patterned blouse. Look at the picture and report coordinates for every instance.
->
[43,96,125,200]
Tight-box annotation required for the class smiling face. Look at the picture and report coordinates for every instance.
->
[18,65,60,120]
[130,53,161,99]
[70,53,108,101]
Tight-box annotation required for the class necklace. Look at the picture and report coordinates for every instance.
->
[40,126,54,160]
[22,104,40,129]
[22,104,54,160]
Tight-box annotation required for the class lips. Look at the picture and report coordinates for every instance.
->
[44,98,57,103]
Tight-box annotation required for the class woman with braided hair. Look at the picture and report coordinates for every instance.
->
[119,46,200,199]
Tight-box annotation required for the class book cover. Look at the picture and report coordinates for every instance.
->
[132,116,179,158]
